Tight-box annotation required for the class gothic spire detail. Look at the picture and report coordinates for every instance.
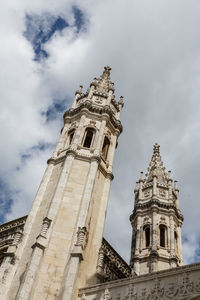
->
[91,66,114,94]
[144,143,168,186]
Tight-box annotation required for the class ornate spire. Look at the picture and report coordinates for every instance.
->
[93,66,114,94]
[144,143,168,186]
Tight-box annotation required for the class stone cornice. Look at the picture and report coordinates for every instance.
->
[130,198,184,223]
[0,216,27,233]
[63,101,123,133]
[47,149,114,180]
[79,262,200,296]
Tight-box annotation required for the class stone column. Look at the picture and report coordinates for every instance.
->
[72,113,86,149]
[94,115,108,156]
[116,96,124,120]
[152,209,158,251]
[134,259,140,276]
[16,218,51,300]
[150,208,158,272]
[177,225,183,265]
[60,158,99,300]
[0,162,55,300]
[135,215,142,255]
[168,171,173,201]
[107,134,117,172]
[106,90,113,106]
[15,154,75,300]
[52,123,70,158]
[47,154,75,221]
[152,175,157,196]
[170,214,175,256]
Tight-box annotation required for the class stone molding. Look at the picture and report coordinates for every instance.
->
[63,101,123,133]
[79,262,200,300]
[130,198,183,222]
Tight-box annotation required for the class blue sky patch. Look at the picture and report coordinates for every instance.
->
[42,99,68,122]
[0,178,13,224]
[24,14,68,61]
[72,6,85,33]
[24,6,86,61]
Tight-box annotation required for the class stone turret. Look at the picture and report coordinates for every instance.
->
[0,67,124,300]
[130,143,184,275]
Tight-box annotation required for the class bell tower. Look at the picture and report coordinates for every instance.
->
[130,143,184,275]
[1,67,123,300]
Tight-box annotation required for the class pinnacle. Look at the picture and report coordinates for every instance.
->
[102,66,111,78]
[153,143,160,155]
[93,66,113,94]
[143,143,168,186]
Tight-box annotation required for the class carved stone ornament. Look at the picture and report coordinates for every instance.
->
[95,96,103,104]
[159,188,166,197]
[116,272,200,300]
[96,238,131,282]
[101,288,111,300]
[75,227,87,246]
[144,190,150,197]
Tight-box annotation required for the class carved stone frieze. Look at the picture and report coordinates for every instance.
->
[0,216,27,265]
[80,263,200,300]
[97,238,131,282]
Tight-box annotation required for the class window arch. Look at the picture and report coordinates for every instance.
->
[144,225,150,247]
[159,225,167,247]
[68,129,75,145]
[83,128,95,148]
[102,136,110,160]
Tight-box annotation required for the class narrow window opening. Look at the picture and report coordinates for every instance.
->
[69,130,75,145]
[145,227,150,247]
[174,231,178,251]
[102,136,110,160]
[0,247,7,266]
[160,226,166,247]
[83,129,94,148]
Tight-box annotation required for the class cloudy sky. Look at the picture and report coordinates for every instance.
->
[1,0,200,265]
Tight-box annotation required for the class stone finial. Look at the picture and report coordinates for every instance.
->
[168,170,172,180]
[119,96,124,106]
[90,77,98,87]
[139,171,144,181]
[75,85,83,95]
[103,66,111,75]
[174,180,179,190]
[134,182,139,193]
[153,143,160,155]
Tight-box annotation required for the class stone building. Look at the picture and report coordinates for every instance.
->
[0,67,200,300]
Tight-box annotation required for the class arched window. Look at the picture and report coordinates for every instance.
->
[160,225,166,247]
[102,136,110,160]
[174,231,178,251]
[83,128,94,148]
[68,129,75,145]
[144,226,150,247]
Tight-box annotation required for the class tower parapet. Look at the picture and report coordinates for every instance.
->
[130,143,184,275]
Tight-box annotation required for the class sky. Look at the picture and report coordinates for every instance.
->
[1,0,200,265]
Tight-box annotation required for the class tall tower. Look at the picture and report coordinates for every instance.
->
[1,67,123,300]
[130,143,184,275]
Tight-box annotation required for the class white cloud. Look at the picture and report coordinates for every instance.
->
[1,0,200,265]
